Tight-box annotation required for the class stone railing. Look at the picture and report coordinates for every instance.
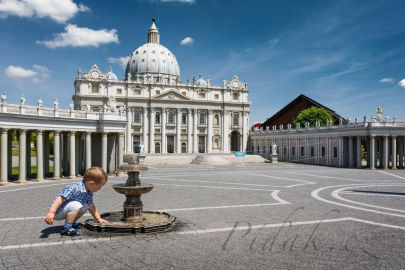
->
[251,119,405,135]
[0,102,126,121]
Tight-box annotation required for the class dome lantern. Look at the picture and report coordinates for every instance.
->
[147,18,160,44]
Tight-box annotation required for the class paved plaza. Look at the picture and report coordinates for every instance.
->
[0,163,405,269]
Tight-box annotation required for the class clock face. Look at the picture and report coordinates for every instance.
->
[92,71,99,79]
[232,81,239,87]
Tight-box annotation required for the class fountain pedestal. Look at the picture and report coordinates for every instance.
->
[85,153,176,233]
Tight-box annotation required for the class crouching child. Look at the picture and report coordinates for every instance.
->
[45,167,109,236]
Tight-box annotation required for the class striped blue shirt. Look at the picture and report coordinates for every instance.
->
[54,180,93,214]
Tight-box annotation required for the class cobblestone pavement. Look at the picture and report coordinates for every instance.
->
[1,163,404,269]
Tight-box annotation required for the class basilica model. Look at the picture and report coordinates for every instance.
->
[73,20,250,154]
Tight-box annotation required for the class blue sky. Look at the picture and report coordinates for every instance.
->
[1,0,405,125]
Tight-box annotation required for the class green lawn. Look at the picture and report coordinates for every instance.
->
[11,166,54,175]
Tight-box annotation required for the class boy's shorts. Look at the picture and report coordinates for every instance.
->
[54,201,90,221]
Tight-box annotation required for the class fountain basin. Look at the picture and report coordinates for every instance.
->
[112,183,154,196]
[86,211,176,234]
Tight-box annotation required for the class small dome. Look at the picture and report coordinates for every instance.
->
[125,43,180,79]
[195,74,207,86]
[106,67,118,81]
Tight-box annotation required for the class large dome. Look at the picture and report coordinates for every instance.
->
[125,20,180,80]
[125,43,180,78]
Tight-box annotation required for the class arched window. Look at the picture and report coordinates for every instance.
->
[199,112,206,125]
[233,113,239,125]
[155,112,161,124]
[155,142,160,153]
[182,113,187,125]
[168,111,175,124]
[215,114,220,126]
[181,142,187,153]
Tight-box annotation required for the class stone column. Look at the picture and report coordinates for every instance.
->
[242,111,248,152]
[223,110,229,153]
[378,137,383,168]
[149,108,155,153]
[304,138,309,164]
[118,133,124,168]
[187,108,192,153]
[17,129,27,183]
[126,108,132,153]
[102,133,107,172]
[392,136,397,169]
[26,131,31,179]
[279,139,283,161]
[62,133,69,176]
[207,110,213,153]
[349,136,353,168]
[69,132,76,178]
[85,132,91,169]
[142,107,148,153]
[370,136,375,169]
[0,129,8,185]
[399,137,404,168]
[75,133,80,176]
[315,137,320,165]
[356,136,362,168]
[295,138,299,161]
[7,131,11,180]
[53,131,60,179]
[161,108,167,154]
[43,132,50,177]
[288,138,291,160]
[176,108,181,153]
[383,135,388,169]
[36,130,44,181]
[193,109,198,153]
[328,137,332,166]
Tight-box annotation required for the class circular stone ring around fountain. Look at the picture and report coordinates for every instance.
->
[86,153,176,233]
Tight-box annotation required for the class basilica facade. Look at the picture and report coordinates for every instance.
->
[73,20,250,155]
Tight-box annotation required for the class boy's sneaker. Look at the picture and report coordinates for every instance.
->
[60,227,81,236]
[72,222,84,229]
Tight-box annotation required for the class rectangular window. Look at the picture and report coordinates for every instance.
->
[233,92,239,100]
[182,91,187,96]
[311,147,314,157]
[156,90,160,95]
[322,147,326,157]
[292,147,295,156]
[133,135,140,153]
[182,113,187,125]
[133,111,141,123]
[117,88,122,95]
[283,147,286,155]
[155,113,160,124]
[215,94,219,99]
[301,146,304,157]
[334,147,338,158]
[199,92,205,98]
[91,84,99,93]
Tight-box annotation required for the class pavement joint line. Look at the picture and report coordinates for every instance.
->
[341,191,405,198]
[142,176,295,188]
[311,184,405,218]
[284,171,371,182]
[2,216,405,250]
[0,190,289,221]
[242,172,315,185]
[332,184,405,213]
[0,181,80,193]
[378,170,405,180]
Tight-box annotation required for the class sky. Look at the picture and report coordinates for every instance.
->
[1,0,405,125]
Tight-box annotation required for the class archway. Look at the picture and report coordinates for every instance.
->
[231,130,240,152]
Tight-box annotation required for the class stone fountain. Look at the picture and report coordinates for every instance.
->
[86,153,176,233]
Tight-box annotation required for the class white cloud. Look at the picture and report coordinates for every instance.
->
[36,24,119,48]
[398,79,405,89]
[108,56,130,69]
[161,0,195,3]
[180,37,194,45]
[379,77,394,83]
[0,0,89,23]
[5,64,50,83]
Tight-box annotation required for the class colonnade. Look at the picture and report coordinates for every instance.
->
[0,129,124,185]
[250,135,405,169]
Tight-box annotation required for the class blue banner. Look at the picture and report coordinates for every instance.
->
[234,152,245,157]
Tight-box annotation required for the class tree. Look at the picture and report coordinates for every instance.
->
[293,106,334,127]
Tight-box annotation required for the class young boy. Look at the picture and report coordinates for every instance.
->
[45,167,109,236]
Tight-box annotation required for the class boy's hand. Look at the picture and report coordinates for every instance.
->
[45,212,55,225]
[96,218,109,224]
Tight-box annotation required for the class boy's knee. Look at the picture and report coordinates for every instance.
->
[79,203,89,213]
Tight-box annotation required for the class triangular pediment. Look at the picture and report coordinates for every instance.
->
[153,90,192,101]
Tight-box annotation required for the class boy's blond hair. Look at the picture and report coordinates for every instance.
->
[83,167,107,184]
